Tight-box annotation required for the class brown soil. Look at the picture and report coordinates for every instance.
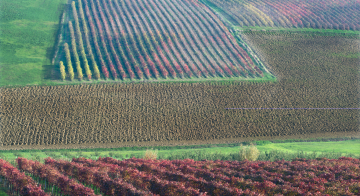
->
[1,33,359,150]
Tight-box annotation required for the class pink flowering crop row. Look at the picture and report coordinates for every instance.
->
[44,158,155,196]
[77,0,100,79]
[89,0,118,79]
[71,1,92,80]
[140,0,197,78]
[63,0,266,80]
[53,157,204,196]
[16,157,98,196]
[2,156,358,195]
[83,0,109,79]
[206,0,359,31]
[95,157,360,195]
[0,159,49,196]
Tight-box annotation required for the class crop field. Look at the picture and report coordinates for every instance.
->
[1,32,359,150]
[1,0,360,195]
[54,0,272,82]
[0,156,359,195]
[204,0,360,31]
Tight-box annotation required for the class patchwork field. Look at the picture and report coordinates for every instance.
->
[1,0,360,194]
[1,32,359,150]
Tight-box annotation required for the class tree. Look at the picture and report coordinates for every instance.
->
[64,43,74,81]
[69,21,83,80]
[59,61,66,81]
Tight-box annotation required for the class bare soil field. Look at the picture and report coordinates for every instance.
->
[1,33,359,150]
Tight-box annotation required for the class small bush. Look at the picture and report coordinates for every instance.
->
[61,151,71,158]
[113,153,123,160]
[13,152,22,157]
[239,143,260,161]
[75,151,84,158]
[143,148,158,160]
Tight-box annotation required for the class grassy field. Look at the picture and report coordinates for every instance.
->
[0,137,359,164]
[0,0,67,87]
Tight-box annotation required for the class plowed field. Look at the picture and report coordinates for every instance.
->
[1,33,359,150]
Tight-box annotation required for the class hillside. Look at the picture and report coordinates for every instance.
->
[203,0,360,30]
[54,0,272,82]
[0,0,359,195]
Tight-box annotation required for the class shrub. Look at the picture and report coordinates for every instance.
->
[239,143,260,161]
[59,61,66,80]
[143,148,158,160]
[64,43,74,81]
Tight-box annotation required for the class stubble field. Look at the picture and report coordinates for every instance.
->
[1,32,359,150]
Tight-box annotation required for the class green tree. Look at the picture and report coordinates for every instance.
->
[69,21,83,80]
[64,43,74,81]
[59,61,66,81]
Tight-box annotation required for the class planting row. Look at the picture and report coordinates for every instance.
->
[93,157,360,195]
[1,156,359,195]
[206,0,360,30]
[58,0,267,81]
[0,159,48,196]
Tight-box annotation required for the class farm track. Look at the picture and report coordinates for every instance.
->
[1,33,359,150]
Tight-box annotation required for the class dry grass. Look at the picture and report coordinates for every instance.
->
[239,143,260,161]
[143,149,158,160]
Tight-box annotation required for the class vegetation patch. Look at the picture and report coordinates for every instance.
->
[54,0,271,82]
[203,0,360,31]
[0,0,67,87]
[1,33,358,150]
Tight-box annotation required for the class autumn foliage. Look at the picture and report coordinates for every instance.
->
[59,0,267,81]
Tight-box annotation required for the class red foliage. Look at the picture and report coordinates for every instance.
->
[0,159,49,196]
[16,158,98,196]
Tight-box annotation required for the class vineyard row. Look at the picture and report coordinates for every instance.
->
[59,0,266,81]
[206,0,360,31]
[1,156,359,195]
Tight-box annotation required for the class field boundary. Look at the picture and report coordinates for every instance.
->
[0,136,359,153]
[1,131,358,151]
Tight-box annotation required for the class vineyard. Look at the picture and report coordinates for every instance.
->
[2,33,359,150]
[1,156,359,195]
[55,0,272,81]
[1,0,359,194]
[205,0,360,31]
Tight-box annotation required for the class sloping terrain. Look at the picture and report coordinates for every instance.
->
[2,157,360,195]
[1,33,359,150]
[203,0,360,30]
[55,0,271,81]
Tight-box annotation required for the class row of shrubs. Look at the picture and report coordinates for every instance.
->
[2,136,357,154]
[2,143,359,166]
[144,143,359,162]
